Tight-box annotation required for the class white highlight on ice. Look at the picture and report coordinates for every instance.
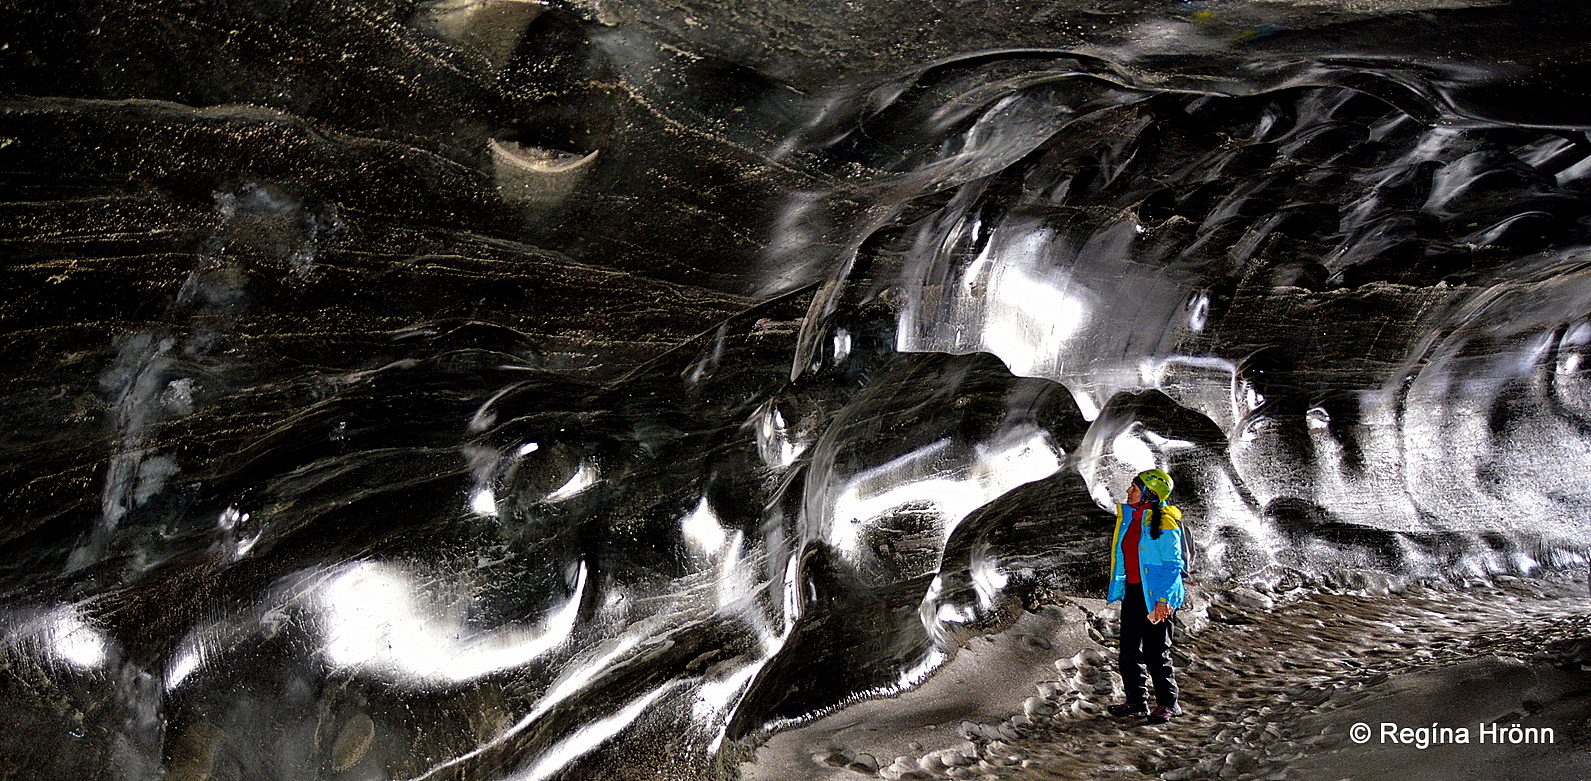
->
[832,329,852,363]
[470,488,498,517]
[166,646,203,690]
[50,610,108,670]
[1110,428,1158,473]
[782,554,803,635]
[506,685,673,781]
[546,461,598,502]
[1188,292,1210,332]
[829,427,1061,558]
[681,497,728,554]
[978,238,1090,378]
[218,505,260,559]
[693,658,762,723]
[320,560,586,684]
[409,632,648,781]
[754,403,807,468]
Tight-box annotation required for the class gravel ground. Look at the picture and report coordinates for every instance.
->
[972,574,1591,781]
[761,572,1591,781]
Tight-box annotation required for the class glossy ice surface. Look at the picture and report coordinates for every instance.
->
[4,1,1591,779]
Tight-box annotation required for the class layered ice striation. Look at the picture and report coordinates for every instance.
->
[3,0,1591,779]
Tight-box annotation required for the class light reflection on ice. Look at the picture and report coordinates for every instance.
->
[693,660,764,729]
[318,560,587,684]
[1109,427,1158,473]
[546,461,599,502]
[969,543,1009,612]
[981,262,1089,378]
[712,530,754,609]
[828,427,1060,561]
[924,228,1093,380]
[217,505,260,560]
[166,645,203,690]
[2,607,114,672]
[470,487,498,517]
[682,497,729,554]
[409,632,648,781]
[753,401,807,468]
[50,609,109,670]
[507,685,675,781]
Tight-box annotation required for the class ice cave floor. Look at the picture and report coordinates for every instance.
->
[745,575,1591,781]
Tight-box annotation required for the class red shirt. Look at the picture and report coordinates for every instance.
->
[1123,505,1144,584]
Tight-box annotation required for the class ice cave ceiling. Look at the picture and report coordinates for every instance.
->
[3,1,1591,779]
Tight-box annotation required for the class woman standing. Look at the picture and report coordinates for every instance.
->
[1104,468,1185,724]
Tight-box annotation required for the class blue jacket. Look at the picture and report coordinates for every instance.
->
[1107,502,1186,610]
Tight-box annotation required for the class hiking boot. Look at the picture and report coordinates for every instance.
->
[1106,703,1148,718]
[1146,704,1183,724]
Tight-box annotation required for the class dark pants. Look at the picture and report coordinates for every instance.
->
[1119,586,1178,709]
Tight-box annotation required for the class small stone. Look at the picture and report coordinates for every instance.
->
[330,713,375,773]
[1070,699,1103,718]
[813,749,850,767]
[1224,586,1274,611]
[890,756,919,771]
[846,753,879,774]
[940,749,973,767]
[1223,750,1255,773]
[1024,696,1058,717]
[1161,768,1196,781]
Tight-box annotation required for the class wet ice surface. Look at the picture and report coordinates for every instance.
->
[6,1,1591,779]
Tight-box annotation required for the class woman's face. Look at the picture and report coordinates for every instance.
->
[1126,483,1142,504]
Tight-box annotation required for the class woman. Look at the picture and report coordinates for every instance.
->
[1105,468,1185,724]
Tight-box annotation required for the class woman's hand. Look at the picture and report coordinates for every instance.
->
[1149,602,1173,624]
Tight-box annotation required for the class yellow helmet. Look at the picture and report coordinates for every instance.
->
[1134,469,1173,502]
